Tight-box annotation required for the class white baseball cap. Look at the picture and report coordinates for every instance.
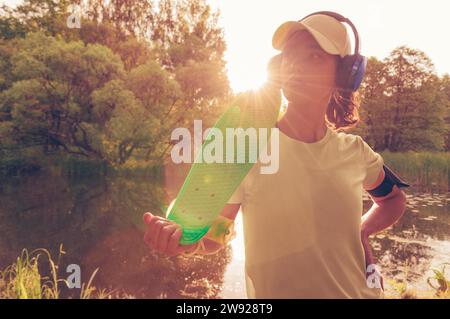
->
[272,14,352,58]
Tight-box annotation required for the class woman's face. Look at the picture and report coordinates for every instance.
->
[280,30,338,106]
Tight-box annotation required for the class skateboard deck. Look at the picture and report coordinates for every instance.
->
[166,85,281,244]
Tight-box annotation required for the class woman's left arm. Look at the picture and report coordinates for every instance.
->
[361,169,407,238]
[360,169,407,290]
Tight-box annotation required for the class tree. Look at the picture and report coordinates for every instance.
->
[0,0,73,39]
[0,0,232,166]
[74,19,155,72]
[356,56,389,148]
[439,74,450,150]
[84,0,154,39]
[148,0,230,119]
[357,46,447,151]
[0,32,180,164]
[91,79,160,164]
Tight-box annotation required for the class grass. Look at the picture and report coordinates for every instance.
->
[381,151,450,193]
[427,263,450,298]
[0,245,113,299]
[1,247,448,299]
[386,262,450,299]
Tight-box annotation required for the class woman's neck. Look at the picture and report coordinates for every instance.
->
[276,103,328,143]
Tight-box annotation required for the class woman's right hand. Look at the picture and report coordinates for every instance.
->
[361,233,384,290]
[143,212,198,257]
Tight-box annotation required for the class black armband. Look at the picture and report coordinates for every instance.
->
[367,164,410,197]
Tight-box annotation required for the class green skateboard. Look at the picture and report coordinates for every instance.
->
[166,84,281,244]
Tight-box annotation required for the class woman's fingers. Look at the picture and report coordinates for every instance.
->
[143,212,153,225]
[147,220,158,247]
[148,217,168,244]
[142,212,185,256]
[143,211,167,226]
[152,220,166,247]
[157,224,178,252]
[143,212,167,224]
[167,228,183,256]
[365,246,375,266]
[361,236,375,268]
[143,230,153,248]
[147,215,159,239]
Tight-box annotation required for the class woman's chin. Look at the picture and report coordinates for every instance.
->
[283,86,333,105]
[283,89,315,104]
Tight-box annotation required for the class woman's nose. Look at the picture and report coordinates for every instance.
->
[284,64,304,83]
[284,60,306,76]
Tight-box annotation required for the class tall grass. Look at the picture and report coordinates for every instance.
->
[0,246,112,299]
[381,151,450,193]
[386,262,450,299]
[427,263,450,298]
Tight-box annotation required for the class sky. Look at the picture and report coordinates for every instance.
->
[209,0,450,92]
[2,0,450,92]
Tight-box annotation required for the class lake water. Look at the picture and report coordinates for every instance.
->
[0,172,449,298]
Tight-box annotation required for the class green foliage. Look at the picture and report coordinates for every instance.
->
[357,46,449,152]
[0,32,125,160]
[2,0,449,172]
[0,0,230,169]
[0,32,173,164]
[148,0,230,113]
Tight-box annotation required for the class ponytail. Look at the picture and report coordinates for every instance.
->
[326,88,360,131]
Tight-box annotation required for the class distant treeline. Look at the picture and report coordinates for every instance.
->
[351,48,450,152]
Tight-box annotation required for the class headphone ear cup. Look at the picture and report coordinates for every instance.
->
[351,55,367,91]
[336,55,367,92]
[336,56,354,91]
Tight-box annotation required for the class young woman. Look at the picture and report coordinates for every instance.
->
[143,12,408,298]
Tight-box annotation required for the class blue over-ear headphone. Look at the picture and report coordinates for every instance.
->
[298,11,367,92]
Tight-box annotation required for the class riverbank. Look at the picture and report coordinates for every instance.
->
[1,151,450,190]
[1,245,448,299]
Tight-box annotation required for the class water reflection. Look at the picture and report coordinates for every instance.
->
[0,172,232,298]
[0,171,449,298]
[365,192,450,297]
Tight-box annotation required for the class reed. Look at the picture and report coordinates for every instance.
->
[381,151,450,193]
[0,246,111,299]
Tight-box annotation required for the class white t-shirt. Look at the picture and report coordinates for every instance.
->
[227,125,384,298]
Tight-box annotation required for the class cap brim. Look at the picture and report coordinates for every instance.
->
[272,21,343,57]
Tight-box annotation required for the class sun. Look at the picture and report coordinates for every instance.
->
[225,52,272,93]
[227,65,268,93]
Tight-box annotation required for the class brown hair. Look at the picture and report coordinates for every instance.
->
[326,88,361,132]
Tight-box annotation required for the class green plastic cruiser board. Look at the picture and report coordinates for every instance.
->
[167,84,281,244]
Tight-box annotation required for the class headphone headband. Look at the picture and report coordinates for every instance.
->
[299,11,361,55]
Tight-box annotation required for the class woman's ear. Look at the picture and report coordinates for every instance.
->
[267,54,283,89]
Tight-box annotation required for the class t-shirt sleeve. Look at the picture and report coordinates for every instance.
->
[357,136,384,190]
[227,180,245,204]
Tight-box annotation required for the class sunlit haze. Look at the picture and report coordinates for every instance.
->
[209,0,450,92]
